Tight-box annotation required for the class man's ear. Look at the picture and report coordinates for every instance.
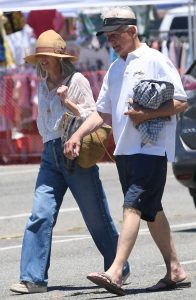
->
[129,26,137,38]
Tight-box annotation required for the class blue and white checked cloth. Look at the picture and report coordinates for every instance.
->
[132,79,174,145]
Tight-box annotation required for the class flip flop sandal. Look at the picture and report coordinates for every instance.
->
[147,277,191,292]
[87,272,126,296]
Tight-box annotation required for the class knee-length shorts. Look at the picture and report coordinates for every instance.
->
[115,154,167,222]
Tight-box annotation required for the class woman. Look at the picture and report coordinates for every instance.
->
[10,30,130,294]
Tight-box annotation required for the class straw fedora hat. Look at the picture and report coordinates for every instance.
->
[24,29,78,64]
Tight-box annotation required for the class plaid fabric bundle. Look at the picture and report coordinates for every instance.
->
[132,79,174,145]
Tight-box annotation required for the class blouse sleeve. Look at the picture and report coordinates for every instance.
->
[67,72,96,118]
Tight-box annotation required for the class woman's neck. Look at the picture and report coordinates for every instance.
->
[46,73,65,91]
[48,73,63,84]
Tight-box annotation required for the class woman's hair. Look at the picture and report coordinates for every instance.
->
[60,59,76,76]
[36,58,76,80]
[101,6,136,20]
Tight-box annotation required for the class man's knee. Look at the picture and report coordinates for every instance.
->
[123,206,141,217]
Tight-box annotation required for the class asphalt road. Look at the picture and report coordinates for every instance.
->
[0,162,196,300]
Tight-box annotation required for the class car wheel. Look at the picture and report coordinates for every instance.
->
[189,188,196,208]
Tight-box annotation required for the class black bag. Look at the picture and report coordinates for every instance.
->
[61,113,84,174]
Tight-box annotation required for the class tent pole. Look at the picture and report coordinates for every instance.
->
[188,1,194,63]
[192,0,196,61]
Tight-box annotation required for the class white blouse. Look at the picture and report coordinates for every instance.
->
[37,72,96,143]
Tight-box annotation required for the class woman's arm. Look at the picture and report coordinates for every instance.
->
[64,111,104,159]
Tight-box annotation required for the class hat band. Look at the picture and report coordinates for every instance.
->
[35,47,69,55]
[103,18,137,26]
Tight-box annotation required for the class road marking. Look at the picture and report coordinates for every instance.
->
[53,234,89,238]
[1,221,196,252]
[1,238,196,268]
[0,207,79,220]
[138,222,196,234]
[0,235,91,251]
[0,165,175,177]
[178,260,196,265]
[167,175,175,179]
[0,168,38,176]
[159,260,196,266]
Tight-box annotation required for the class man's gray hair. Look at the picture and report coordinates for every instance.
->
[101,6,136,20]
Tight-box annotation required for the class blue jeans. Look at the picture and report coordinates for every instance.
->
[20,138,129,285]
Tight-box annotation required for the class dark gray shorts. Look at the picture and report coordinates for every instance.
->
[115,154,167,222]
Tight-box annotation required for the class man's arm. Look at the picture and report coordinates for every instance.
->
[124,98,188,126]
[64,111,104,159]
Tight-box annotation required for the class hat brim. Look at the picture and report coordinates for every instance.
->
[96,25,124,36]
[24,52,78,64]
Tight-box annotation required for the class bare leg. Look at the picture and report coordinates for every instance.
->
[147,210,187,286]
[89,207,141,286]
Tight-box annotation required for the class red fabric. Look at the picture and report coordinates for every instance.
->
[27,10,65,38]
[15,137,30,153]
[83,70,106,101]
[3,76,15,121]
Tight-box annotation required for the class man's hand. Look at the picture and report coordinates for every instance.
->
[64,133,81,160]
[124,98,187,126]
[124,99,148,126]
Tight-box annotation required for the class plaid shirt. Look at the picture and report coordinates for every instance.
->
[132,80,174,146]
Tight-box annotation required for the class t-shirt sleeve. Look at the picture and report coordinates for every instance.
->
[155,56,187,101]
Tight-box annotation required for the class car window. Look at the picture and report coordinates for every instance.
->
[171,16,188,30]
[170,16,190,36]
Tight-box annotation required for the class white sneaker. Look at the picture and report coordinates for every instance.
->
[122,271,130,285]
[10,282,47,294]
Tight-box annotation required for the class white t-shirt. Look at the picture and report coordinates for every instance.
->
[37,72,96,143]
[96,43,187,162]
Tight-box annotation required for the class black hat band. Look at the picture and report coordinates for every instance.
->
[103,18,137,26]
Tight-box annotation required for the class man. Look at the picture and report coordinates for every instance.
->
[64,6,190,296]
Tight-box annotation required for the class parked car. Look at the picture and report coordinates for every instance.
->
[159,5,194,39]
[172,61,196,208]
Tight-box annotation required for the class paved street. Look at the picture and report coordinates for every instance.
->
[0,162,196,299]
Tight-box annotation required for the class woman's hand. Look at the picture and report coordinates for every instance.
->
[57,85,80,116]
[57,85,69,105]
[64,133,81,159]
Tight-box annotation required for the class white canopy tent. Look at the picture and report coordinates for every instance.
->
[0,0,195,63]
[0,0,193,13]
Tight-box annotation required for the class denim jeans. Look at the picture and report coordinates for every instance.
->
[20,138,129,285]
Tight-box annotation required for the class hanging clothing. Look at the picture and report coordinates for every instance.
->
[27,10,65,38]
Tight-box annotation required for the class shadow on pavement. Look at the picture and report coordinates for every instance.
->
[48,285,98,292]
[48,285,148,297]
[175,228,196,233]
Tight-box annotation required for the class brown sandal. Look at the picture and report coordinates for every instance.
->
[87,272,126,296]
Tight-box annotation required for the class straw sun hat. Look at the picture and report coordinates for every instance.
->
[24,29,78,64]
